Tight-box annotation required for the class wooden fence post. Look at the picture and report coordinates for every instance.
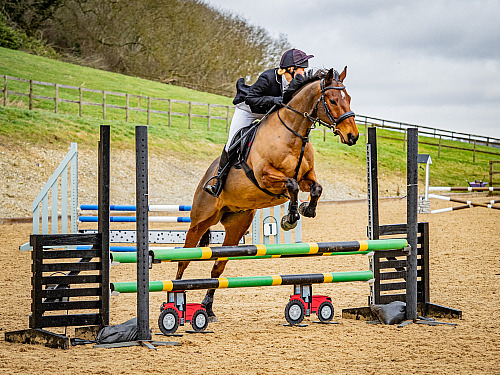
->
[473,140,476,162]
[490,161,493,187]
[207,103,211,131]
[102,91,106,120]
[79,87,83,116]
[29,79,33,110]
[188,102,192,129]
[3,75,7,106]
[226,106,230,132]
[54,84,59,113]
[403,129,406,151]
[323,128,326,142]
[438,135,442,157]
[126,94,129,122]
[147,97,151,125]
[168,99,171,126]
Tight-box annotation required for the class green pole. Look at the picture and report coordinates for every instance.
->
[146,239,407,263]
[111,270,374,293]
[111,250,372,264]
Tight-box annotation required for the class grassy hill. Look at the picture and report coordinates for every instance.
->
[1,47,499,192]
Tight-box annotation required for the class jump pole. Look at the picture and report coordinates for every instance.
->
[111,271,375,293]
[429,194,500,210]
[80,204,192,211]
[429,186,498,192]
[110,239,409,263]
[135,125,150,341]
[79,216,191,223]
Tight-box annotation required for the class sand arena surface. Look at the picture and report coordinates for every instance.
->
[0,198,499,374]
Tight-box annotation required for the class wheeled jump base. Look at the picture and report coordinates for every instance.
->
[110,239,408,264]
[111,271,374,293]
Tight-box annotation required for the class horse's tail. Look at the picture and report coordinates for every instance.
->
[198,229,211,247]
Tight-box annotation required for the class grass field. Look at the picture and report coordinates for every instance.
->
[1,47,499,188]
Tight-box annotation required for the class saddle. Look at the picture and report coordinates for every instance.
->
[228,121,289,199]
[229,121,260,169]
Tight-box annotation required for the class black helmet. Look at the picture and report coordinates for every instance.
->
[280,49,314,69]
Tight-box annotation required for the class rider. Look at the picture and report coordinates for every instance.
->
[203,48,314,197]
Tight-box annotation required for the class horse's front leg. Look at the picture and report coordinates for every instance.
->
[281,178,300,231]
[259,163,300,231]
[298,169,323,218]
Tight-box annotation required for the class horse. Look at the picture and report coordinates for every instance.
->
[178,67,359,322]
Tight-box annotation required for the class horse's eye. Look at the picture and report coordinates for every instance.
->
[329,99,337,105]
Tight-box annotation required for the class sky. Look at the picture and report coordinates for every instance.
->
[204,0,499,139]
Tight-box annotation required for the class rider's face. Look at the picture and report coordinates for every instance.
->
[295,67,305,76]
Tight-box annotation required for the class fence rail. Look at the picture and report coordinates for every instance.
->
[2,74,499,161]
[1,74,233,130]
[355,115,500,148]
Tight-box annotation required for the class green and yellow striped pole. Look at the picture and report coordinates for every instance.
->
[111,270,374,293]
[111,239,408,264]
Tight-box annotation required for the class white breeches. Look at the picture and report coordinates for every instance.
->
[225,103,265,151]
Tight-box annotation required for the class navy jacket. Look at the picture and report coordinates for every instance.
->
[233,68,283,114]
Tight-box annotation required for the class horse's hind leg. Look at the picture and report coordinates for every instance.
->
[281,178,300,231]
[202,210,256,322]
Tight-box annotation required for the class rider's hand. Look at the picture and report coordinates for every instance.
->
[273,97,283,107]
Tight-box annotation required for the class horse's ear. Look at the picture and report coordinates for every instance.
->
[339,66,347,82]
[325,68,334,85]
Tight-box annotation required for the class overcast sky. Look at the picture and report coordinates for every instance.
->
[204,0,499,139]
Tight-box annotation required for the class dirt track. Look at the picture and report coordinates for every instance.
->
[0,197,499,374]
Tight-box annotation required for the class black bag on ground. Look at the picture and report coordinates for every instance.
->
[370,301,406,325]
[96,317,149,344]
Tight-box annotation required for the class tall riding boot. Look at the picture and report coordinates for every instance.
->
[203,148,231,197]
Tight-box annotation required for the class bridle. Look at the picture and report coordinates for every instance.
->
[280,77,355,142]
[277,76,355,181]
[241,74,356,200]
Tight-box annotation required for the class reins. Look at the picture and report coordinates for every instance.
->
[242,76,355,200]
[278,77,356,180]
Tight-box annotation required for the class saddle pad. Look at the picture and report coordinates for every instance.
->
[229,121,259,169]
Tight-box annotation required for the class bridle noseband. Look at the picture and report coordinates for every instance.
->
[281,77,355,139]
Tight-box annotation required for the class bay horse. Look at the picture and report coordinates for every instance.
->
[178,67,358,321]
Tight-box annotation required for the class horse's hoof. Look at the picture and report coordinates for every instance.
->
[299,202,316,218]
[281,215,298,231]
[208,315,218,323]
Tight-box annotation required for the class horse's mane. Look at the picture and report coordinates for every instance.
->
[283,69,332,104]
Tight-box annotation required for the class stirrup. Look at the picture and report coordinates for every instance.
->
[203,175,222,197]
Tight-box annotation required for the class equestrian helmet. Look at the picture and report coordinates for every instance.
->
[280,49,314,69]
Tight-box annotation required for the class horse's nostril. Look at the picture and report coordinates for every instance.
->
[347,133,358,145]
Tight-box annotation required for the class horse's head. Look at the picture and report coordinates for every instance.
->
[318,67,358,146]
